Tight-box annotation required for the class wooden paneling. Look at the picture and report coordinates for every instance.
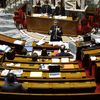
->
[26,16,79,36]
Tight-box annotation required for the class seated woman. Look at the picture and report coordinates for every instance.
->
[56,45,73,57]
[1,73,26,92]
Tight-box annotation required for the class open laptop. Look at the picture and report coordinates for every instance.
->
[48,64,61,78]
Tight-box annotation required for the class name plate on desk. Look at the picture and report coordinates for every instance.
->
[49,72,61,78]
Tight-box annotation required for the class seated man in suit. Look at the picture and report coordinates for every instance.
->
[41,48,48,56]
[56,45,73,57]
[48,20,63,41]
[53,1,65,16]
[1,73,26,92]
[41,0,52,15]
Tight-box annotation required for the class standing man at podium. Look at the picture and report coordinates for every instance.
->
[48,20,63,41]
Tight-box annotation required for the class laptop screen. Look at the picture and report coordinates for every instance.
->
[49,64,60,72]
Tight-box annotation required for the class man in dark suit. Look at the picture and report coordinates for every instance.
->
[1,73,26,92]
[48,20,63,41]
[41,0,52,15]
[56,45,73,57]
[53,2,65,16]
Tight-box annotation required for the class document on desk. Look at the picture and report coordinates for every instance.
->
[1,69,9,76]
[49,72,61,78]
[36,40,45,46]
[10,69,23,77]
[15,63,21,67]
[40,64,49,70]
[30,72,42,77]
[14,40,23,45]
[32,14,42,17]
[90,56,96,61]
[52,58,60,63]
[61,58,69,63]
[95,38,100,43]
[6,63,14,66]
[49,41,63,46]
[54,16,67,20]
[0,45,11,52]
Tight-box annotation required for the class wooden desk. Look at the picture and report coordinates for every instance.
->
[0,78,96,93]
[3,62,83,71]
[81,48,100,60]
[82,48,100,55]
[0,34,25,46]
[32,42,60,50]
[94,61,100,83]
[23,81,95,89]
[0,68,86,80]
[5,56,78,67]
[0,34,26,51]
[26,15,79,36]
[0,92,100,100]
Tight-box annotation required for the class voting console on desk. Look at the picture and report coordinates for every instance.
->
[48,64,61,78]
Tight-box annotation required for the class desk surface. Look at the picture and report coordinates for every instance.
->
[23,81,95,89]
[0,68,86,79]
[82,48,100,55]
[5,55,78,65]
[3,61,80,70]
[32,42,60,50]
[0,34,26,46]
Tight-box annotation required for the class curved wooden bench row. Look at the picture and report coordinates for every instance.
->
[0,92,100,99]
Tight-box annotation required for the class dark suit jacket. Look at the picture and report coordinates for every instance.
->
[1,82,26,92]
[56,52,73,57]
[41,4,52,15]
[53,6,65,16]
[49,25,63,41]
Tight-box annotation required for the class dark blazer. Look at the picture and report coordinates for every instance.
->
[1,82,26,92]
[49,25,63,41]
[53,6,65,16]
[56,52,73,57]
[41,4,52,15]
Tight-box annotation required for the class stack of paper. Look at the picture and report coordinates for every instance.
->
[6,63,14,66]
[40,64,49,70]
[49,41,63,46]
[52,58,60,63]
[0,45,11,52]
[15,63,21,67]
[1,69,9,76]
[32,14,42,17]
[36,40,45,46]
[14,40,23,45]
[10,69,23,77]
[30,72,42,77]
[90,56,96,61]
[95,38,100,43]
[61,58,69,63]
